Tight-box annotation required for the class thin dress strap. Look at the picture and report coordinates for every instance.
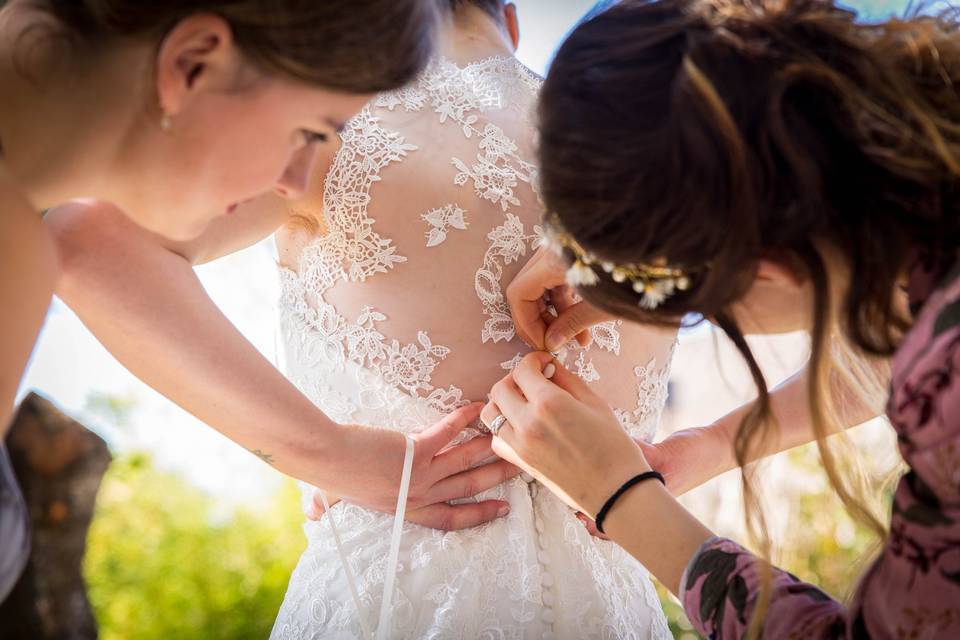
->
[318,434,416,639]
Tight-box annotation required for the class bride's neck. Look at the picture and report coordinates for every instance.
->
[436,7,514,65]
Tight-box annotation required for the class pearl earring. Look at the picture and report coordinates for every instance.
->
[160,113,173,132]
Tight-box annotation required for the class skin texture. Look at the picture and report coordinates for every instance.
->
[0,167,57,434]
[47,4,528,531]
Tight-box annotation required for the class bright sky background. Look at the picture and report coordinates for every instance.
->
[18,0,914,503]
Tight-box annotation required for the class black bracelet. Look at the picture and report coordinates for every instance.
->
[594,470,665,534]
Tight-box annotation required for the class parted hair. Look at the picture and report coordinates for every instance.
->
[31,0,438,94]
[448,0,504,19]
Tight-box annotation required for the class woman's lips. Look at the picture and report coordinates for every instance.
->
[226,197,256,215]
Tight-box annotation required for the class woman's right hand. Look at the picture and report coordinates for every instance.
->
[311,403,519,531]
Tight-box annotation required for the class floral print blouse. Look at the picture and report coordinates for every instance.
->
[681,257,960,639]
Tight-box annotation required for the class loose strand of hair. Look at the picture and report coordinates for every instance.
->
[800,243,888,543]
[715,310,774,640]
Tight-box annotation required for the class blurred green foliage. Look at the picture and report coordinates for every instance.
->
[85,441,891,639]
[84,453,305,640]
[777,442,893,601]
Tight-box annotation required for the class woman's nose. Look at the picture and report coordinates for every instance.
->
[274,144,318,199]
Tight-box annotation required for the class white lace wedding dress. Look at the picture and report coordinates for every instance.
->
[270,54,678,640]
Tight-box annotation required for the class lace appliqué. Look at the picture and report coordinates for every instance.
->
[477,215,543,343]
[279,271,469,425]
[590,321,622,355]
[615,341,678,441]
[377,56,541,121]
[495,322,673,443]
[374,56,543,347]
[319,108,415,282]
[422,59,542,346]
[422,204,469,247]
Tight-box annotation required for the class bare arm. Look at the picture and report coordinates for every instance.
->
[644,359,886,496]
[0,169,57,433]
[48,197,329,461]
[46,195,516,530]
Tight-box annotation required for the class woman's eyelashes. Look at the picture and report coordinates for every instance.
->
[301,130,329,145]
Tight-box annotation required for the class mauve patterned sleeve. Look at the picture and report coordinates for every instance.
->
[679,264,960,639]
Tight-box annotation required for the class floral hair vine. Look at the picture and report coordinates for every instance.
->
[540,217,693,310]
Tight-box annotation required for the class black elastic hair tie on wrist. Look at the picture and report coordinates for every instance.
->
[594,470,665,534]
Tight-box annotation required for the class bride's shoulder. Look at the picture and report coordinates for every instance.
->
[371,53,540,115]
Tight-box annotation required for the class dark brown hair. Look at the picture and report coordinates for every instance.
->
[539,0,960,631]
[31,0,438,93]
[448,0,504,19]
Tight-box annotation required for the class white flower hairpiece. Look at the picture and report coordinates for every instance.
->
[540,217,693,310]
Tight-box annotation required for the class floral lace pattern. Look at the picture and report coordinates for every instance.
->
[422,204,469,248]
[272,55,675,639]
[316,108,414,283]
[280,271,470,427]
[477,214,541,343]
[615,344,677,438]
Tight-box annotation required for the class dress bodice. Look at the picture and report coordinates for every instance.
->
[270,54,676,640]
[276,54,677,442]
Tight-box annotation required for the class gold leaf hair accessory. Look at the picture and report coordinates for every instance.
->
[540,217,692,310]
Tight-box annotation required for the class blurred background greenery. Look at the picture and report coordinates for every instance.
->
[85,453,303,640]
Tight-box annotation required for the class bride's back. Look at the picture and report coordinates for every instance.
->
[276,42,677,441]
[270,17,678,638]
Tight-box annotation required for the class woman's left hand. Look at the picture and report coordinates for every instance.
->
[481,352,651,519]
[505,245,614,351]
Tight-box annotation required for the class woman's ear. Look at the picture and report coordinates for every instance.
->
[503,3,520,51]
[731,259,813,334]
[755,258,805,288]
[155,15,238,118]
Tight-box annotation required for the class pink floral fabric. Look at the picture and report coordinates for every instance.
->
[681,259,960,639]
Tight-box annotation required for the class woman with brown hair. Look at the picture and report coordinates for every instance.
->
[487,0,960,636]
[0,0,517,608]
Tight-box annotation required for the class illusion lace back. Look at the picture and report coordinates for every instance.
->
[272,55,677,640]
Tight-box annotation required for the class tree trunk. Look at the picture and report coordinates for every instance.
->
[0,393,110,640]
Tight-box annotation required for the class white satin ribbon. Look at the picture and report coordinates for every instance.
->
[318,434,416,640]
